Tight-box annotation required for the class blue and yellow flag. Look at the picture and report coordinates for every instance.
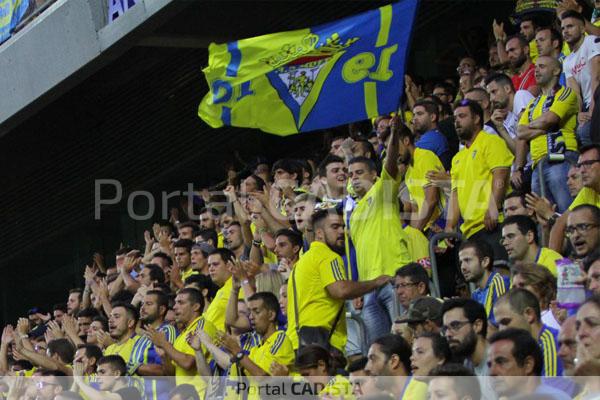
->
[198,1,419,136]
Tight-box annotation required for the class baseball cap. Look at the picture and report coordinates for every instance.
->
[396,297,442,324]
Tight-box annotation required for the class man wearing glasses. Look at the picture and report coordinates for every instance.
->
[550,144,600,252]
[566,205,600,260]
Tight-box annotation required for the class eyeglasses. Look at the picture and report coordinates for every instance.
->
[441,320,471,335]
[565,223,599,236]
[576,159,600,169]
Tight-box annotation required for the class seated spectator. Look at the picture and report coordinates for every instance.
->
[501,215,563,276]
[177,222,199,241]
[583,249,600,295]
[493,288,562,377]
[503,191,535,217]
[394,263,430,314]
[168,384,200,400]
[73,355,143,400]
[428,363,481,400]
[458,240,509,323]
[347,357,377,399]
[488,328,570,400]
[410,332,450,378]
[204,248,236,331]
[556,317,582,397]
[73,344,103,377]
[104,303,139,367]
[565,205,600,261]
[295,344,352,398]
[396,296,443,336]
[567,163,584,198]
[464,88,498,134]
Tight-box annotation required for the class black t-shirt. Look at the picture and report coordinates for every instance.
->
[114,387,142,400]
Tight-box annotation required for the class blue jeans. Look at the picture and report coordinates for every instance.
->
[577,120,593,147]
[361,283,397,345]
[532,151,578,213]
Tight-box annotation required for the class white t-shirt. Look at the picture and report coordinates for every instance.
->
[504,89,535,139]
[564,35,600,109]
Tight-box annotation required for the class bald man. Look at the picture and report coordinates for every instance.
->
[557,317,578,376]
[517,55,580,213]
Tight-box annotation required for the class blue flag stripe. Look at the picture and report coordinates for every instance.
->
[226,41,241,77]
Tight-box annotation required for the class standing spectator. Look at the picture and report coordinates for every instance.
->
[561,11,600,146]
[104,303,139,367]
[411,99,451,170]
[347,117,412,343]
[535,27,566,85]
[506,35,539,94]
[503,191,535,217]
[318,154,347,202]
[286,207,390,353]
[517,56,579,213]
[428,364,481,400]
[488,328,570,400]
[458,240,510,324]
[67,289,83,317]
[204,249,235,332]
[493,288,563,377]
[446,100,513,261]
[410,332,450,378]
[397,297,443,336]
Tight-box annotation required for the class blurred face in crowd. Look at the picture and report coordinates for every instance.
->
[489,46,501,69]
[315,214,345,255]
[53,309,65,324]
[535,29,558,57]
[274,234,299,262]
[503,196,531,217]
[561,17,585,47]
[394,276,425,309]
[298,359,329,387]
[140,293,163,325]
[174,246,191,270]
[151,256,170,271]
[505,37,528,70]
[349,369,378,399]
[178,226,194,240]
[534,56,559,87]
[457,57,476,76]
[36,376,63,400]
[242,175,260,194]
[279,283,288,316]
[67,292,81,316]
[486,80,511,110]
[173,292,200,325]
[453,106,479,142]
[207,253,231,287]
[501,223,533,261]
[520,20,536,41]
[511,274,543,307]
[411,105,436,134]
[428,377,464,400]
[410,336,444,378]
[322,161,347,194]
[442,308,478,359]
[77,316,92,337]
[567,209,600,258]
[365,343,398,378]
[96,362,121,391]
[199,211,216,230]
[433,87,452,105]
[349,161,377,198]
[224,224,243,251]
[190,248,207,271]
[493,300,531,331]
[330,137,344,156]
[294,199,315,231]
[567,165,583,197]
[459,247,486,285]
[464,90,490,114]
[557,317,578,375]
[108,306,134,341]
[579,148,600,189]
[576,301,600,361]
[488,339,533,397]
[273,168,298,189]
[587,259,600,295]
[139,267,155,287]
[248,298,275,336]
[73,347,96,373]
[87,320,104,344]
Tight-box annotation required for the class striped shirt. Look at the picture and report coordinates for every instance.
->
[472,272,510,323]
[538,324,563,377]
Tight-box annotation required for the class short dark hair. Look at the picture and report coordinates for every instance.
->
[295,344,333,375]
[311,206,342,230]
[207,248,235,264]
[76,344,103,364]
[429,363,481,400]
[318,154,345,177]
[144,264,166,284]
[459,240,495,271]
[146,290,170,311]
[455,99,484,127]
[69,288,83,300]
[168,384,200,400]
[347,356,368,373]
[570,204,600,225]
[110,302,139,322]
[97,355,128,376]
[499,288,541,320]
[274,229,303,253]
[414,99,440,122]
[560,10,586,23]
[173,239,194,253]
[536,26,563,50]
[506,33,529,48]
[583,249,600,273]
[395,263,429,292]
[248,292,281,323]
[53,303,68,313]
[178,288,204,312]
[48,339,75,364]
[152,251,172,266]
[183,275,219,301]
[580,143,600,158]
[503,215,539,244]
[505,190,527,206]
[489,328,543,375]
[484,73,515,91]
[91,315,108,331]
[371,334,412,373]
[178,221,199,233]
[348,156,377,173]
[196,228,218,247]
[272,158,303,186]
[441,298,488,338]
[415,332,451,363]
[76,308,99,319]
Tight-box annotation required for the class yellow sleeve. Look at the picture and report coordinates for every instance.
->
[450,154,461,192]
[519,102,532,125]
[549,87,578,120]
[249,332,295,373]
[569,187,600,210]
[422,150,444,186]
[484,134,514,170]
[320,255,346,286]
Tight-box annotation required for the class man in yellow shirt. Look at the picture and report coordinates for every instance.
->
[549,144,600,252]
[348,116,412,344]
[204,248,236,332]
[170,239,198,290]
[104,303,140,366]
[517,55,579,213]
[501,215,563,276]
[446,100,514,261]
[287,207,391,352]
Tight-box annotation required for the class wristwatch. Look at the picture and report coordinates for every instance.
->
[231,350,247,363]
[548,212,561,226]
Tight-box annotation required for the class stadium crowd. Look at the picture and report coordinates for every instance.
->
[2,1,600,399]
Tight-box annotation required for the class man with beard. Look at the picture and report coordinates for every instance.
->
[104,303,140,367]
[518,56,579,213]
[397,123,445,232]
[286,207,391,353]
[348,116,411,344]
[561,11,600,146]
[223,222,249,260]
[506,35,539,94]
[446,100,513,261]
[411,99,451,170]
[128,290,177,400]
[535,27,566,85]
[459,240,509,325]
